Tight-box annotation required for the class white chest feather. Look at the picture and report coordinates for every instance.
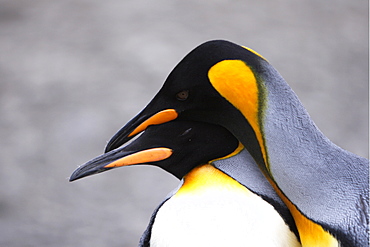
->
[149,165,300,247]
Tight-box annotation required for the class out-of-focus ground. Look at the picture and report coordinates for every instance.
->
[0,1,368,246]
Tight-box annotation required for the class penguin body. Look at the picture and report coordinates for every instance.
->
[102,40,369,246]
[148,164,299,247]
[70,121,301,246]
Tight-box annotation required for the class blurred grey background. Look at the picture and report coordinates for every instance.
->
[0,0,368,246]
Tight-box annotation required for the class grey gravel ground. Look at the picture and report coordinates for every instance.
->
[0,1,368,246]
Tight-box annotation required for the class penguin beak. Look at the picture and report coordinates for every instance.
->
[105,108,178,153]
[69,145,173,182]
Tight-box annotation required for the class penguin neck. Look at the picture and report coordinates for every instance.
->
[261,64,347,176]
[259,64,368,247]
[177,164,246,195]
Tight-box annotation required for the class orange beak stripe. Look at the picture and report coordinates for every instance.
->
[128,109,179,137]
[104,148,173,168]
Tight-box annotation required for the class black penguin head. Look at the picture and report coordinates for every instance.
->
[104,40,267,168]
[70,121,239,181]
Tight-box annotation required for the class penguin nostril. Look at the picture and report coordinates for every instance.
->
[180,128,192,136]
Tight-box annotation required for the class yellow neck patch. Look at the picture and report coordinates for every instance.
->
[208,60,267,165]
[176,164,252,196]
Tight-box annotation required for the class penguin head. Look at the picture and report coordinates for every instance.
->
[105,40,269,169]
[70,121,239,181]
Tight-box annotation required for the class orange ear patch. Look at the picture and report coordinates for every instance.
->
[208,60,267,165]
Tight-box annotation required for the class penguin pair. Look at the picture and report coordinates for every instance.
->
[70,121,301,246]
[71,40,369,246]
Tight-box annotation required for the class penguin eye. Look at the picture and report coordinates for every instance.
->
[176,90,189,101]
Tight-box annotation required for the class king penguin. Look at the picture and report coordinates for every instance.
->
[102,40,369,247]
[70,121,301,247]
